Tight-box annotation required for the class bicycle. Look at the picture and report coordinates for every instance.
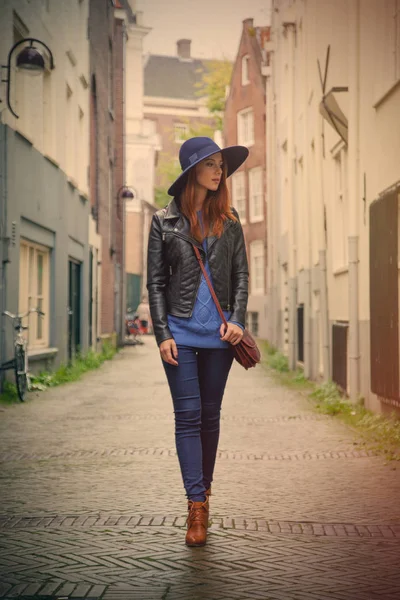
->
[0,307,44,402]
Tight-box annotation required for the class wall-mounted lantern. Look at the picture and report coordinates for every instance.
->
[1,38,55,118]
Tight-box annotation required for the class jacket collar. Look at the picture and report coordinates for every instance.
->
[164,198,181,220]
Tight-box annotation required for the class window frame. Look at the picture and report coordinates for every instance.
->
[173,123,189,144]
[249,239,264,296]
[231,170,247,223]
[249,167,264,223]
[237,107,255,146]
[19,240,50,350]
[242,54,250,86]
[332,144,348,272]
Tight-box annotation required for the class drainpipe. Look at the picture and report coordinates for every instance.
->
[121,18,127,345]
[285,21,297,370]
[315,102,330,380]
[0,122,8,393]
[265,54,273,344]
[301,2,312,379]
[348,0,360,400]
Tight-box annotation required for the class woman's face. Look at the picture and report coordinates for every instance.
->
[195,152,224,192]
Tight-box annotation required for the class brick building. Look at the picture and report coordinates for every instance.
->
[143,39,217,194]
[224,19,270,339]
[88,0,130,346]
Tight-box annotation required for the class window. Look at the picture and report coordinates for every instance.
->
[19,241,50,349]
[231,171,246,222]
[332,145,348,270]
[250,240,264,295]
[237,108,254,146]
[242,54,250,85]
[249,167,263,222]
[174,123,189,143]
[374,0,400,102]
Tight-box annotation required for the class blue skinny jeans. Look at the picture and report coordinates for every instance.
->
[162,346,234,501]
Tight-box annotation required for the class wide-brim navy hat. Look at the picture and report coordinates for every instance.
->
[167,137,249,197]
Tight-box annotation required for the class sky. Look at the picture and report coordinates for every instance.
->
[135,0,272,60]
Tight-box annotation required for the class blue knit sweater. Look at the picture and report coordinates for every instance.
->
[167,212,243,348]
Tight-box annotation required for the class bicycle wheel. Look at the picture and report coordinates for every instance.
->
[15,344,28,402]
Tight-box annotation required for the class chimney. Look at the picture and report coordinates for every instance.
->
[177,39,191,59]
[243,18,254,29]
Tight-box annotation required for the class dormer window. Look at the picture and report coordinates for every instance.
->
[242,54,250,85]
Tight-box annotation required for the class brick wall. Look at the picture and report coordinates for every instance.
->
[224,21,268,292]
[89,0,125,337]
[144,112,215,188]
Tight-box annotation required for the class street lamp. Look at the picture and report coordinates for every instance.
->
[116,185,136,220]
[1,38,55,118]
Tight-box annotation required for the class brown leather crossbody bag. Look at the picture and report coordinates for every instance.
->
[192,245,261,370]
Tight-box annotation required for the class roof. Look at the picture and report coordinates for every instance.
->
[144,55,212,100]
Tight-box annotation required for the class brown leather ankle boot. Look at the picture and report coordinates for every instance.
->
[185,497,209,547]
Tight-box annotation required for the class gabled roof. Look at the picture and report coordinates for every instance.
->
[144,55,211,100]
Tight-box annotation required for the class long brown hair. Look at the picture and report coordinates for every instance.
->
[179,164,237,242]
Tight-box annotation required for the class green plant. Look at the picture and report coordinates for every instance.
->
[29,344,117,392]
[310,381,353,415]
[268,351,289,373]
[0,380,19,404]
[260,339,400,459]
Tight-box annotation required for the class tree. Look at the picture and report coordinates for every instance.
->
[195,59,233,130]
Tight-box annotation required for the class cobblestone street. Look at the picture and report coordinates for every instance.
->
[1,338,400,599]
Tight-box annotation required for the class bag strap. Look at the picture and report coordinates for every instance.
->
[192,244,228,328]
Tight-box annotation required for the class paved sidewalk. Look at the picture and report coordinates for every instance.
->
[0,337,400,599]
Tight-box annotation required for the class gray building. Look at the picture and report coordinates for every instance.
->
[0,1,91,380]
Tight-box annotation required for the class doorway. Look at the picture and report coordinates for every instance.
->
[68,259,81,361]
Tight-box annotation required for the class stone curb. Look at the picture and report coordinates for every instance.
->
[1,513,399,537]
[0,448,378,463]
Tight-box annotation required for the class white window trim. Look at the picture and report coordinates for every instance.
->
[373,0,400,106]
[237,107,255,147]
[242,54,250,86]
[19,240,50,350]
[231,171,247,224]
[331,144,348,272]
[249,240,264,296]
[249,167,264,223]
[174,123,189,144]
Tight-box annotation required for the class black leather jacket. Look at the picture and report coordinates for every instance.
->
[147,199,249,346]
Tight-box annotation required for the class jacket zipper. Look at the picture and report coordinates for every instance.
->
[163,227,233,315]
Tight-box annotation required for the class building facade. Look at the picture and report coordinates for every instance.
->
[143,39,217,194]
[123,8,159,311]
[0,0,91,374]
[224,19,270,339]
[266,0,400,413]
[88,0,129,347]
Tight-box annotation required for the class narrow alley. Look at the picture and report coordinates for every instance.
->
[1,339,400,599]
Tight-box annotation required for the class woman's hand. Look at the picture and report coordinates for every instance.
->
[220,323,243,345]
[159,338,179,365]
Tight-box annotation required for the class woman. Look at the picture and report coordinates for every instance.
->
[147,136,249,547]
